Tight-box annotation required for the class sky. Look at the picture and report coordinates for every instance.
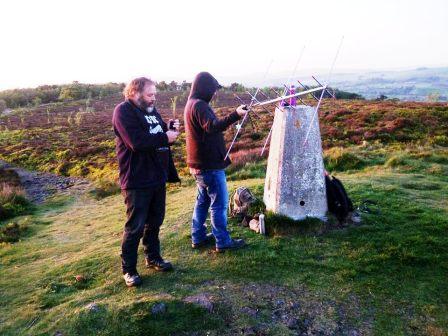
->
[0,0,447,90]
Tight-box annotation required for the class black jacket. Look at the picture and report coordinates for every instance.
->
[112,100,180,189]
[184,72,241,170]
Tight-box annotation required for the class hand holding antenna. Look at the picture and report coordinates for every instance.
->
[236,104,250,117]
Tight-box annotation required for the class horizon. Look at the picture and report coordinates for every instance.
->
[1,65,448,92]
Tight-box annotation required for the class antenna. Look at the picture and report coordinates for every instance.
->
[223,38,344,160]
[259,46,307,155]
[225,59,273,160]
[301,36,344,147]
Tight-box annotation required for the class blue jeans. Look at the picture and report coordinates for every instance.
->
[191,169,232,248]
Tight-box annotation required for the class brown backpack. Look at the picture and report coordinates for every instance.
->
[229,187,256,218]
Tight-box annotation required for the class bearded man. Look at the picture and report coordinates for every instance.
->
[112,77,180,287]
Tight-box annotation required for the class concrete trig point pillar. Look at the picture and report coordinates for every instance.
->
[263,105,327,220]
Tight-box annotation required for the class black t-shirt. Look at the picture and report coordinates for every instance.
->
[142,110,170,174]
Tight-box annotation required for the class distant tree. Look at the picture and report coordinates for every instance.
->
[98,82,124,98]
[229,82,245,92]
[334,89,364,100]
[58,82,87,101]
[0,99,6,112]
[37,85,60,103]
[32,96,42,106]
[181,80,191,91]
[168,80,178,91]
[157,81,169,91]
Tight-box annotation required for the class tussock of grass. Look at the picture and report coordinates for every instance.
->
[89,179,121,200]
[384,154,408,168]
[324,147,365,172]
[0,221,28,243]
[0,182,31,221]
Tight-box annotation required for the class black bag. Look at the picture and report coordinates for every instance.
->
[325,175,354,222]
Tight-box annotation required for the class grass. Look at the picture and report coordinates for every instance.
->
[0,94,447,334]
[0,156,447,335]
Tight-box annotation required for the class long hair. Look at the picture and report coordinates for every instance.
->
[123,77,155,99]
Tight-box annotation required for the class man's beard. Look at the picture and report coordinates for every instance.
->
[136,97,154,112]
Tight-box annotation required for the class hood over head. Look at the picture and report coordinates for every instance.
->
[189,72,222,103]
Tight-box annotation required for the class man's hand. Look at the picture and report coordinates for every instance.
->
[236,104,249,117]
[168,119,180,131]
[166,130,179,144]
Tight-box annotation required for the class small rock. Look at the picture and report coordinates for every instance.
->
[183,293,214,312]
[54,332,63,336]
[349,330,360,336]
[151,302,167,315]
[85,302,100,312]
[74,275,85,283]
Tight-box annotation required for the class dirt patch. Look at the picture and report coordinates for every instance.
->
[0,160,91,203]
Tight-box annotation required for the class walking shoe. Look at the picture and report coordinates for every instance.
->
[192,233,215,249]
[145,257,173,272]
[123,272,142,287]
[214,238,247,253]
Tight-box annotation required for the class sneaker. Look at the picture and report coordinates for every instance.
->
[215,238,247,253]
[123,272,142,287]
[145,258,173,272]
[192,233,215,249]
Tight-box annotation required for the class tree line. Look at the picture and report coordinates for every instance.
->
[0,81,364,111]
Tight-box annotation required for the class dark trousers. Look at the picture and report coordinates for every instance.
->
[121,184,166,275]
